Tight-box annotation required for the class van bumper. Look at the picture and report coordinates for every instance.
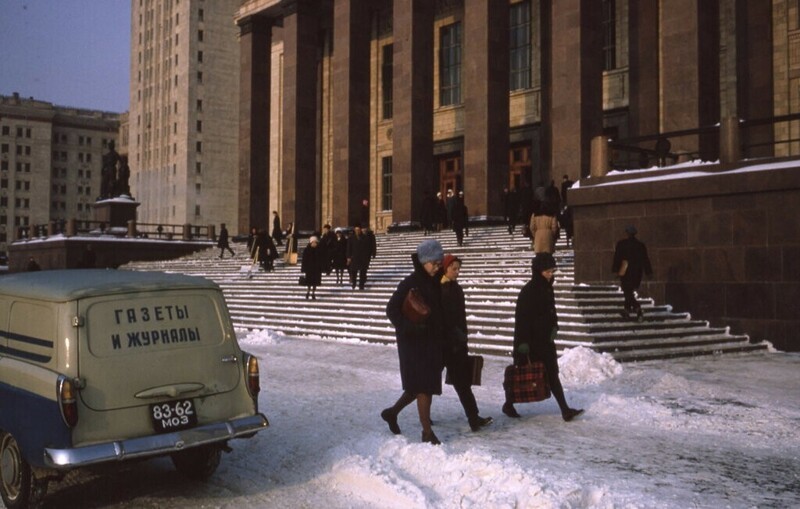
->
[43,413,269,469]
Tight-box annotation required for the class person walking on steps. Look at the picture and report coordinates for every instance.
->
[611,225,653,321]
[503,252,583,422]
[382,239,446,445]
[217,223,235,259]
[347,224,374,290]
[440,254,492,432]
[301,236,324,300]
[331,228,348,284]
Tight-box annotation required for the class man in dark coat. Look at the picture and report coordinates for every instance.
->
[301,236,325,299]
[382,239,446,444]
[347,224,375,290]
[421,191,436,235]
[560,174,575,206]
[272,211,283,246]
[451,192,468,246]
[503,187,519,234]
[503,253,583,422]
[611,225,653,321]
[217,223,235,259]
[256,229,278,272]
[320,224,336,274]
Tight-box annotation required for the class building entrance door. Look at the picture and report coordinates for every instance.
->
[438,154,462,195]
[509,145,531,190]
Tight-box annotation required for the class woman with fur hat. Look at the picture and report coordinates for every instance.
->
[440,254,493,432]
[301,236,324,299]
[503,252,583,421]
[382,239,446,444]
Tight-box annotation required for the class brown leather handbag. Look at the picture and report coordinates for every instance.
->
[402,288,430,324]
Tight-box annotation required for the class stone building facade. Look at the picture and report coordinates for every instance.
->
[0,93,119,257]
[128,0,241,230]
[231,0,799,234]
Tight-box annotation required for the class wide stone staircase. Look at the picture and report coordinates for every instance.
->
[122,226,768,361]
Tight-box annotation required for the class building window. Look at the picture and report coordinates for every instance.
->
[196,162,202,174]
[199,8,204,21]
[197,99,203,111]
[1,161,7,171]
[602,0,616,71]
[197,120,202,132]
[510,1,532,91]
[0,178,7,189]
[197,71,203,83]
[195,205,200,216]
[439,22,462,107]
[1,126,8,136]
[195,183,201,194]
[381,156,392,211]
[198,30,204,42]
[1,144,7,153]
[382,44,393,120]
[196,141,202,153]
[197,50,203,63]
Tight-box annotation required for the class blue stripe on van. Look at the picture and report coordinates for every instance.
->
[0,330,53,363]
[0,381,72,467]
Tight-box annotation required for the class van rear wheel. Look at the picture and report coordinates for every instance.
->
[171,445,222,481]
[0,431,46,509]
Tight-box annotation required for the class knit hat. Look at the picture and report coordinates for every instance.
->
[309,235,319,244]
[416,239,444,264]
[442,254,461,271]
[625,225,638,235]
[531,252,557,272]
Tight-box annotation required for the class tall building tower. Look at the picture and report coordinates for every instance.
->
[129,0,241,232]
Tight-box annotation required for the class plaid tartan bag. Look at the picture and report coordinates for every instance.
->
[503,361,550,403]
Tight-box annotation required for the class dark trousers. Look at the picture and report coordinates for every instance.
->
[621,280,641,312]
[219,245,234,257]
[454,227,464,246]
[445,349,479,420]
[349,267,367,289]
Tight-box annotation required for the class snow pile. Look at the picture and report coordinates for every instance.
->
[558,346,623,386]
[323,436,615,509]
[239,327,284,345]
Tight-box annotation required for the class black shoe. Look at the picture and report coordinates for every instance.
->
[305,292,309,300]
[421,430,441,445]
[469,415,493,432]
[636,309,644,322]
[562,408,584,422]
[380,408,401,435]
[312,294,316,300]
[502,402,520,418]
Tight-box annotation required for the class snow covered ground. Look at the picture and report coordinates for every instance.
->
[32,330,800,509]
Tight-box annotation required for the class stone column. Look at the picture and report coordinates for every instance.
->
[660,1,720,160]
[736,0,773,158]
[463,0,509,218]
[392,0,434,224]
[238,16,273,233]
[282,0,320,232]
[332,0,371,227]
[628,0,659,140]
[541,0,603,182]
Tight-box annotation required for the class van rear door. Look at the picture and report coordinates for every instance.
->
[77,289,241,411]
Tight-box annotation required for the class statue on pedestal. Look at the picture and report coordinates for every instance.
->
[115,155,131,197]
[100,140,120,199]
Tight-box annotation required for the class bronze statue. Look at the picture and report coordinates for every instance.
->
[101,140,120,199]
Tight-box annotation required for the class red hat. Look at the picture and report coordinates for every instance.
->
[442,254,461,271]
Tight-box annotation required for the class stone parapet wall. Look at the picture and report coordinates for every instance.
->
[569,161,800,352]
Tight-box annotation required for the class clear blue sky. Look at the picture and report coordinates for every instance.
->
[0,0,130,112]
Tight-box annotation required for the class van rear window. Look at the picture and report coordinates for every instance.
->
[85,294,226,357]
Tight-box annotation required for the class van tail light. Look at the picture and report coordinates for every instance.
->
[57,376,79,427]
[245,353,261,399]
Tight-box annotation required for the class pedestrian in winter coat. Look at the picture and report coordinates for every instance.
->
[503,187,519,234]
[256,229,278,272]
[320,224,336,274]
[446,189,456,227]
[611,225,653,321]
[530,203,559,254]
[272,211,283,246]
[347,225,375,290]
[440,254,492,432]
[436,192,448,231]
[503,253,583,422]
[382,239,446,444]
[451,193,468,246]
[301,236,325,299]
[331,228,348,284]
[421,191,436,235]
[218,223,235,259]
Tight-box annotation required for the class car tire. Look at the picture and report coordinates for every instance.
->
[171,445,222,481]
[0,431,47,509]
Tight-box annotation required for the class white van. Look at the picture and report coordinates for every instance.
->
[0,270,268,508]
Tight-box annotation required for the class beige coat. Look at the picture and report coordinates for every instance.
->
[530,214,559,253]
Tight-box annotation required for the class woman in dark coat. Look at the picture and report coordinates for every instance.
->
[440,254,492,432]
[256,229,278,272]
[331,228,348,284]
[382,239,446,444]
[301,236,324,299]
[503,252,583,422]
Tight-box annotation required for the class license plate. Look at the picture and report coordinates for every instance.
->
[150,399,198,433]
